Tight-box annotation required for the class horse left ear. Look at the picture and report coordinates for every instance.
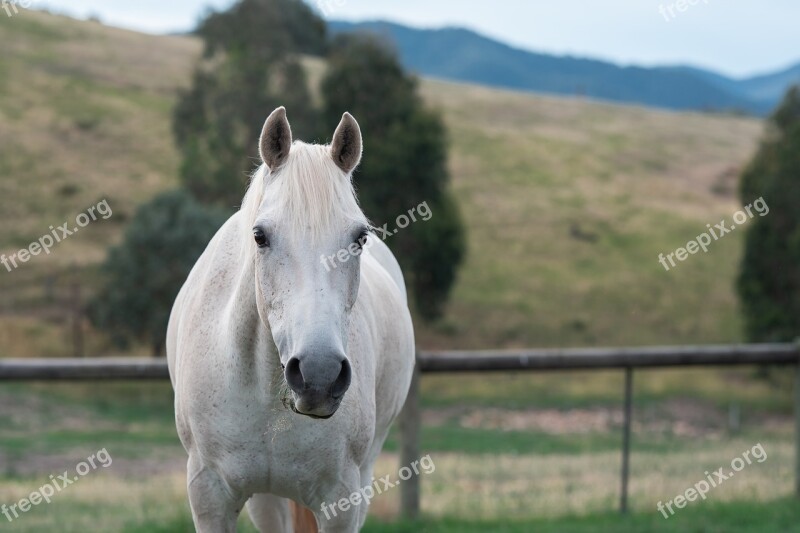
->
[260,107,293,170]
[330,112,362,174]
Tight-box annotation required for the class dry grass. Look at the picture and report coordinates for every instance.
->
[415,79,763,348]
[0,471,192,532]
[0,11,201,356]
[0,11,199,244]
[0,440,790,529]
[371,438,792,520]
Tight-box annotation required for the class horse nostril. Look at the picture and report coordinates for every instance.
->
[330,359,351,399]
[284,357,305,392]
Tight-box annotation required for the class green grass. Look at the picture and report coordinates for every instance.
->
[1,366,792,464]
[120,511,261,533]
[0,379,795,529]
[363,498,800,532]
[8,498,800,532]
[420,367,794,411]
[0,382,179,465]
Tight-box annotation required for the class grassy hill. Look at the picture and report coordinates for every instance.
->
[0,11,765,355]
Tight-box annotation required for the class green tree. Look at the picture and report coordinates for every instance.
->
[737,86,800,341]
[173,0,325,208]
[321,34,466,320]
[89,191,228,356]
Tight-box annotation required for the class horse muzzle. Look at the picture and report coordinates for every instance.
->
[284,353,351,419]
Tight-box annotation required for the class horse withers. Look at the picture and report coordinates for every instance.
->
[166,107,415,532]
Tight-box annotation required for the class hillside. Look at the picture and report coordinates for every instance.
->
[0,11,201,355]
[0,11,199,258]
[0,11,765,355]
[331,20,798,115]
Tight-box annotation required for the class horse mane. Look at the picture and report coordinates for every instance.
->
[240,141,369,247]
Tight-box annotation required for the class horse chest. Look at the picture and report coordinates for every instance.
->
[183,386,358,494]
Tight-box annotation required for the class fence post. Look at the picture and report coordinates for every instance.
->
[71,278,85,358]
[620,367,633,514]
[399,355,421,520]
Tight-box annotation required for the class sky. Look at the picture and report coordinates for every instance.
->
[34,0,800,78]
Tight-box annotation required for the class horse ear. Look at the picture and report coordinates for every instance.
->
[330,112,362,174]
[259,107,292,170]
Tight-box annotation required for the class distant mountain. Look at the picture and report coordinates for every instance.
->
[330,20,800,116]
[737,63,800,107]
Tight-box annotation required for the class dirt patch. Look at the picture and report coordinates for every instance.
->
[460,407,621,434]
[450,399,792,439]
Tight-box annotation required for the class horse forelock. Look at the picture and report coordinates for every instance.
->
[240,141,369,248]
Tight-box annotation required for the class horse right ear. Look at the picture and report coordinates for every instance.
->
[330,112,362,174]
[259,107,293,170]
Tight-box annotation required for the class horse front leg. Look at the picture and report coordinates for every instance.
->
[187,454,247,533]
[312,466,363,533]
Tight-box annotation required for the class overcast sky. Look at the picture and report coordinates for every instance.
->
[36,0,800,78]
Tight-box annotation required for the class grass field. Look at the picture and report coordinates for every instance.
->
[0,367,795,531]
[363,500,800,533]
[0,10,767,354]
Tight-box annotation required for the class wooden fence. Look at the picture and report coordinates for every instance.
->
[2,342,799,518]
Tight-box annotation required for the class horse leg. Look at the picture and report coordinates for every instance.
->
[354,426,392,530]
[312,467,362,533]
[186,454,246,533]
[245,493,299,533]
[355,463,376,530]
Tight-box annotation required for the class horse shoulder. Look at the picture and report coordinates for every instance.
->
[167,213,243,381]
[362,235,407,302]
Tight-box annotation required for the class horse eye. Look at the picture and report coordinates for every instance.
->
[253,229,269,248]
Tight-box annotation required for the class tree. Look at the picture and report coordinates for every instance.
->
[321,34,466,320]
[737,86,800,341]
[173,0,325,208]
[89,191,228,356]
[172,3,466,320]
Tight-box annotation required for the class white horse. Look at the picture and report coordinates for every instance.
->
[166,107,415,532]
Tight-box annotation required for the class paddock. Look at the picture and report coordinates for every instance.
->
[2,342,798,525]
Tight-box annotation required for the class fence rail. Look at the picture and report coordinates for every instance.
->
[0,357,168,380]
[418,343,800,371]
[2,342,799,518]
